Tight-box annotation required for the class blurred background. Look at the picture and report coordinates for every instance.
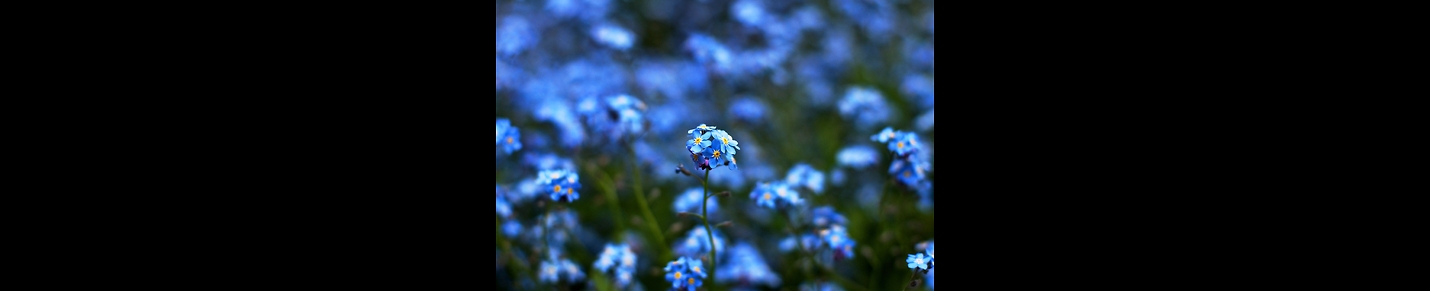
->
[496,0,934,290]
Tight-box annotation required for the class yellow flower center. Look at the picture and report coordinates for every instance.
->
[764,193,771,200]
[506,137,513,144]
[713,150,721,158]
[897,141,904,149]
[675,271,682,280]
[567,188,572,194]
[694,137,702,144]
[722,137,729,144]
[554,185,562,193]
[831,235,840,244]
[693,266,700,272]
[688,278,694,285]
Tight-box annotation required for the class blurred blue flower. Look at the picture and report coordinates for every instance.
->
[916,109,935,132]
[673,187,720,216]
[799,282,846,291]
[890,132,923,157]
[496,118,522,154]
[872,127,898,143]
[830,169,847,186]
[560,258,586,282]
[750,181,801,209]
[497,16,535,57]
[545,0,609,21]
[838,86,890,129]
[685,33,733,73]
[889,158,929,188]
[836,145,879,169]
[591,23,634,51]
[926,268,935,289]
[718,242,782,287]
[664,256,705,291]
[676,227,725,257]
[594,243,638,288]
[731,0,767,27]
[785,163,826,194]
[502,220,522,237]
[779,234,820,253]
[522,152,576,172]
[906,252,931,271]
[820,224,855,260]
[496,195,512,217]
[901,74,936,110]
[539,260,560,283]
[811,206,848,229]
[728,97,768,123]
[537,169,581,203]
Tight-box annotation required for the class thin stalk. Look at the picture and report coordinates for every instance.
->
[700,168,717,282]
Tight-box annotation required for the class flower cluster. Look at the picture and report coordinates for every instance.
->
[664,256,707,291]
[496,118,522,154]
[686,124,740,171]
[872,127,931,190]
[716,242,781,287]
[577,94,648,143]
[906,241,935,274]
[673,187,720,216]
[838,86,890,129]
[750,181,801,209]
[675,227,726,257]
[594,243,638,288]
[537,169,582,203]
[819,224,856,260]
[785,163,826,195]
[539,258,586,283]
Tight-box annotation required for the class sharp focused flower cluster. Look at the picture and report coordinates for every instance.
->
[496,118,523,154]
[537,169,582,203]
[686,124,740,171]
[664,256,707,291]
[716,242,781,287]
[750,181,801,209]
[594,243,638,288]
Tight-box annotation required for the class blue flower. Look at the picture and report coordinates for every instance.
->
[716,242,782,287]
[496,16,535,57]
[901,74,935,110]
[676,227,725,257]
[889,158,928,188]
[685,33,733,73]
[779,234,820,253]
[591,23,634,51]
[496,194,512,217]
[537,169,582,203]
[732,0,766,27]
[889,132,923,157]
[496,118,522,154]
[872,127,898,144]
[926,268,935,289]
[539,260,560,283]
[750,181,801,209]
[665,256,705,291]
[785,163,826,194]
[502,220,522,237]
[673,187,720,216]
[687,124,741,171]
[594,243,620,272]
[800,282,846,291]
[820,224,855,260]
[728,96,769,123]
[906,252,931,271]
[811,206,848,229]
[559,258,586,281]
[838,86,889,129]
[836,145,879,168]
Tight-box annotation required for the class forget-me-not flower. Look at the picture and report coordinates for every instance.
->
[537,169,581,203]
[496,118,522,154]
[785,163,826,194]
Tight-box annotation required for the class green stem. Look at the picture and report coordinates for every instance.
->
[901,269,922,291]
[780,208,871,291]
[701,169,717,282]
[593,163,669,261]
[597,170,628,234]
